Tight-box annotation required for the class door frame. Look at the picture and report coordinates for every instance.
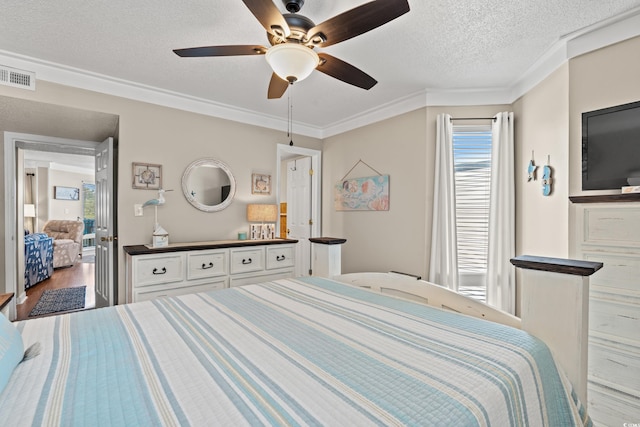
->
[275,144,321,243]
[3,131,111,319]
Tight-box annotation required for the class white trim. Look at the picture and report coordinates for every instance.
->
[3,132,97,320]
[275,144,322,240]
[3,133,17,320]
[1,7,639,138]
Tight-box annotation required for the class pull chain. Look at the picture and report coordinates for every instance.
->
[288,82,294,146]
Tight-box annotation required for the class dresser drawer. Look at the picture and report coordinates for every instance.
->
[589,339,640,395]
[266,245,295,270]
[588,381,640,427]
[187,250,228,280]
[134,254,184,287]
[590,297,640,343]
[135,278,227,302]
[230,247,264,274]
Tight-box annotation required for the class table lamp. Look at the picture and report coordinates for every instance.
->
[247,204,278,240]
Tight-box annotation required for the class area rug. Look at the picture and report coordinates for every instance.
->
[29,286,86,317]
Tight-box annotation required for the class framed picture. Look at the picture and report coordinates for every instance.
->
[54,186,80,201]
[334,175,390,211]
[132,162,162,190]
[251,173,271,195]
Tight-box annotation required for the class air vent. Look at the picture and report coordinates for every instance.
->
[0,65,36,90]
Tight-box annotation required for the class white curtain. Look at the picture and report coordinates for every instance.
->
[486,112,516,314]
[429,114,459,291]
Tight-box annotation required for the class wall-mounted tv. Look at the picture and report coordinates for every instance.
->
[582,100,640,190]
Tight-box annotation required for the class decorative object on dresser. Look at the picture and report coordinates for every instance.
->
[182,158,236,212]
[123,239,297,303]
[247,204,277,240]
[141,189,172,248]
[132,162,162,190]
[42,220,84,268]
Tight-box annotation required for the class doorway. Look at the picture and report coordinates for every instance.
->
[15,149,96,320]
[276,144,321,277]
[1,97,119,320]
[4,132,117,319]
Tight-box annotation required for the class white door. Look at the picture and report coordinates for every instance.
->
[94,137,115,308]
[287,157,312,276]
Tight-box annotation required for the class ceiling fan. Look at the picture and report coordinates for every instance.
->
[173,0,410,99]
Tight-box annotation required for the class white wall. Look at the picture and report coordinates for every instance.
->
[323,105,509,279]
[48,169,93,221]
[0,81,322,301]
[513,64,570,259]
[323,109,428,277]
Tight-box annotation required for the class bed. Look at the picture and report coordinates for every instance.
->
[0,275,590,426]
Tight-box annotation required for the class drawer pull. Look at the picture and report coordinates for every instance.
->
[276,255,286,261]
[201,262,214,270]
[242,258,252,265]
[152,267,167,275]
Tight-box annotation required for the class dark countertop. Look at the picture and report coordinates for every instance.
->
[510,255,603,276]
[123,238,298,256]
[309,237,347,245]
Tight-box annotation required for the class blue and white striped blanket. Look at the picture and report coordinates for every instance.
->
[1,277,590,426]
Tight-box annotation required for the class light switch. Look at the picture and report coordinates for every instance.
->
[134,204,144,217]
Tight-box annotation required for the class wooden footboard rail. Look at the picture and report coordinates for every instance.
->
[511,255,603,408]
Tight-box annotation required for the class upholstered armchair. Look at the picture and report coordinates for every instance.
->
[42,220,85,268]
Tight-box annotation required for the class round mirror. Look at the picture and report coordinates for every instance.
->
[182,158,236,212]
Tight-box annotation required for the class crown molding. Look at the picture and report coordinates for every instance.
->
[0,50,324,139]
[1,7,639,140]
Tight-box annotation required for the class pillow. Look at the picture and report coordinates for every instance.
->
[0,314,24,393]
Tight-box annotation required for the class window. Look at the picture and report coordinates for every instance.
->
[82,183,96,249]
[452,126,492,301]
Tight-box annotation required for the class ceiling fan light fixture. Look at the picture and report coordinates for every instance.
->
[266,43,319,83]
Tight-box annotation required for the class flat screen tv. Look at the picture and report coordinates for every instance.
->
[582,100,640,190]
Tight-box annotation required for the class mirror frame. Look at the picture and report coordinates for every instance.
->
[181,158,236,212]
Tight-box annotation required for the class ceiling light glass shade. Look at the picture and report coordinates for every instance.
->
[265,43,319,83]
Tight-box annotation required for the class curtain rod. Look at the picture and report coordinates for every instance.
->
[449,117,496,121]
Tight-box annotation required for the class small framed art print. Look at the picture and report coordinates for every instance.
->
[251,173,271,195]
[54,186,80,200]
[132,163,162,190]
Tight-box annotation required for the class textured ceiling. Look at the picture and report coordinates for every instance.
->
[1,0,640,133]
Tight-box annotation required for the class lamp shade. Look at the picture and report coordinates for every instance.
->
[247,204,278,222]
[24,204,36,218]
[265,43,319,83]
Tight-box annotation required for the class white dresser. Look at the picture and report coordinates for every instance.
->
[124,239,297,303]
[571,198,640,426]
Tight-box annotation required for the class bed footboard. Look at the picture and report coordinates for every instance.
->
[333,272,521,328]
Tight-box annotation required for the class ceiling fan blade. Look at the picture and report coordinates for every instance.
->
[242,0,291,39]
[316,53,377,90]
[306,0,410,48]
[173,45,267,57]
[268,73,290,99]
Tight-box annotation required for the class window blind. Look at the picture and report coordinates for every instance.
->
[453,126,492,279]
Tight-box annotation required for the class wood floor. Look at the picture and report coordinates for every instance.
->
[16,257,95,321]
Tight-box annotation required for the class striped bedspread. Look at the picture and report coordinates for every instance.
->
[1,277,590,426]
